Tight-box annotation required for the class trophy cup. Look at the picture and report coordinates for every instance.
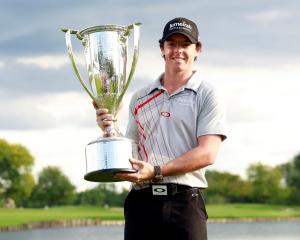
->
[62,23,141,182]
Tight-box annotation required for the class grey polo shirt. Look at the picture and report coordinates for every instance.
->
[126,70,227,188]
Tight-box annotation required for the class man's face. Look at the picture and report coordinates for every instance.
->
[161,34,201,72]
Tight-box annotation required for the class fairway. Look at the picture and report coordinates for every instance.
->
[1,204,300,229]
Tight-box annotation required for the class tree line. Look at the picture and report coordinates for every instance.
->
[1,138,300,208]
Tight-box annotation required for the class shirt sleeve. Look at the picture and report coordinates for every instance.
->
[196,84,227,141]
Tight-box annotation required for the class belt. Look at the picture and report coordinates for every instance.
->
[132,183,198,196]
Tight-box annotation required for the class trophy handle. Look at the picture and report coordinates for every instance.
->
[116,23,141,108]
[63,29,96,102]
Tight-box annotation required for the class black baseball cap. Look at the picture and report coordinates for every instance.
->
[160,17,200,44]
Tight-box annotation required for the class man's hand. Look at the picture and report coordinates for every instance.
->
[114,158,155,183]
[93,101,114,132]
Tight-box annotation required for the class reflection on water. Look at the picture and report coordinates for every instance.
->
[0,221,300,240]
[207,221,300,240]
[0,225,123,240]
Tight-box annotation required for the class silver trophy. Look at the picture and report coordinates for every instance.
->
[62,23,141,182]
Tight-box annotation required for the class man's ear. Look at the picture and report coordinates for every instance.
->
[160,44,164,51]
[196,42,202,52]
[160,45,165,56]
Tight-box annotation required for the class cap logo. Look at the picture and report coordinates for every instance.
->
[169,21,192,32]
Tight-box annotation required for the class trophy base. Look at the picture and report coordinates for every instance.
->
[84,168,137,182]
[85,136,138,183]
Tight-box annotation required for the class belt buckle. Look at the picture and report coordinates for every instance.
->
[152,185,168,196]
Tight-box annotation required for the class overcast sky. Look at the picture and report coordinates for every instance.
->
[1,0,299,190]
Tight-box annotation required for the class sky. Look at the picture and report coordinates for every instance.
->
[0,0,299,191]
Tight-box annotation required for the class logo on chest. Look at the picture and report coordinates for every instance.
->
[160,111,171,118]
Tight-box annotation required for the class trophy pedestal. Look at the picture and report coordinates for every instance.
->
[84,137,138,182]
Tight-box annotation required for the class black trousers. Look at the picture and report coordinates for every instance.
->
[124,186,208,240]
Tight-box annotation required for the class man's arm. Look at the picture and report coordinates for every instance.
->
[114,134,222,182]
[161,134,222,177]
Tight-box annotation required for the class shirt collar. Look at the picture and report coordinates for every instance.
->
[146,69,202,95]
[145,73,164,95]
[184,69,202,92]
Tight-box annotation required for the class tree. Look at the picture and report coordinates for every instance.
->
[280,152,300,204]
[74,186,105,206]
[0,139,35,207]
[247,162,287,204]
[30,166,75,207]
[100,184,129,207]
[205,170,252,203]
[74,183,129,207]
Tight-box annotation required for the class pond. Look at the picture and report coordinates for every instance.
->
[0,221,299,240]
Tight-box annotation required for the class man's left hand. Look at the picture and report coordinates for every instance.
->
[114,158,155,183]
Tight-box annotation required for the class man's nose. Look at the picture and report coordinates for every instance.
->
[174,44,183,52]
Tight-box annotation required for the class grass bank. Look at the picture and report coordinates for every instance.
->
[207,204,300,220]
[0,206,123,228]
[1,204,300,229]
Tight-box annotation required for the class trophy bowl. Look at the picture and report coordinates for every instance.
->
[85,137,138,182]
[62,23,141,182]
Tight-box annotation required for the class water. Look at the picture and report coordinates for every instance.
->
[207,221,300,240]
[0,225,122,240]
[0,221,299,240]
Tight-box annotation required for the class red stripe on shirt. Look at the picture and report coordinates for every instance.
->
[140,143,148,162]
[136,120,144,131]
[136,120,146,139]
[138,130,146,140]
[134,90,164,115]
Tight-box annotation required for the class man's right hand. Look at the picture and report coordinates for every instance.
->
[93,101,113,131]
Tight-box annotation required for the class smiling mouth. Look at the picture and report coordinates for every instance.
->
[173,57,185,61]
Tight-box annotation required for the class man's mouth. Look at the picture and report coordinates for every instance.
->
[172,56,185,62]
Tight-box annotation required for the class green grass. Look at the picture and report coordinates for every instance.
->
[207,204,300,219]
[0,206,123,227]
[1,204,300,228]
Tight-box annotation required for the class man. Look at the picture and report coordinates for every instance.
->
[95,17,227,240]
